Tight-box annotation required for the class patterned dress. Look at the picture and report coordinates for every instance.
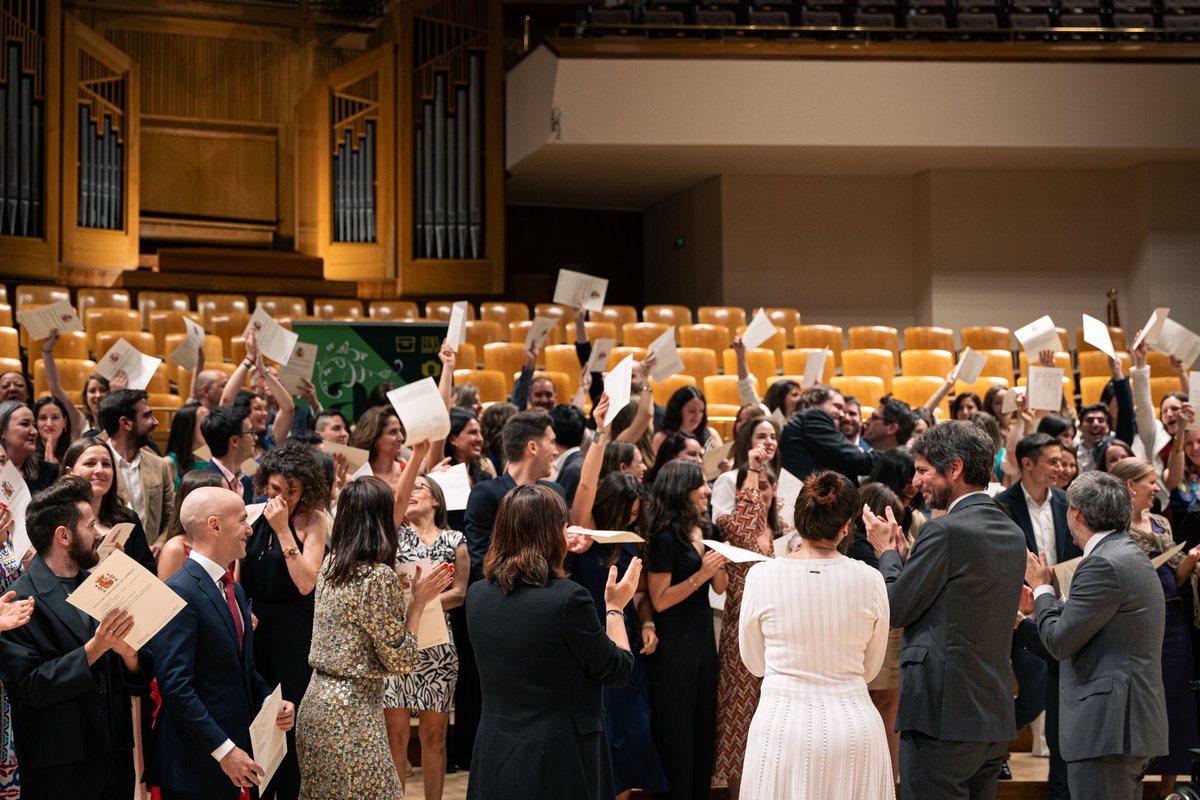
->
[383,526,464,713]
[0,544,21,798]
[714,487,773,783]
[296,563,420,800]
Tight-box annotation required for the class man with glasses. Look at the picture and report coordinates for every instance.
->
[862,396,916,454]
[200,406,256,502]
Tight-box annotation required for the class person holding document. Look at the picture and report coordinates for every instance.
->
[1,401,57,493]
[147,486,295,800]
[60,437,157,573]
[295,476,452,800]
[0,477,148,799]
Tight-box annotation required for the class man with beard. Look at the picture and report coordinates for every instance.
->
[101,389,174,550]
[840,395,869,451]
[864,421,1028,799]
[0,476,147,799]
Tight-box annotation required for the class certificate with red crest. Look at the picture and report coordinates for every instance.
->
[67,550,186,650]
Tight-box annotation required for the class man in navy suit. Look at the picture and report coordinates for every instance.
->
[147,487,294,799]
[201,406,256,503]
[998,432,1080,797]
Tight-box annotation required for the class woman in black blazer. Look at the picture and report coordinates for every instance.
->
[466,484,641,800]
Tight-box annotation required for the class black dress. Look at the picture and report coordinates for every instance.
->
[240,514,316,800]
[646,532,719,800]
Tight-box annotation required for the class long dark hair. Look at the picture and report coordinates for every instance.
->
[166,403,205,478]
[644,430,699,485]
[763,379,799,417]
[733,462,782,536]
[80,374,110,428]
[165,470,225,540]
[644,459,709,549]
[731,415,781,472]
[660,385,710,446]
[0,400,42,482]
[34,396,72,463]
[484,485,568,594]
[592,472,643,568]
[350,406,404,462]
[324,477,399,587]
[446,407,489,485]
[62,436,136,527]
[600,441,638,482]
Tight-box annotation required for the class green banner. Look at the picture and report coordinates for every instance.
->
[291,320,448,422]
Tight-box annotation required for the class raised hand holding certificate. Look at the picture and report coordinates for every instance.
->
[646,326,684,383]
[386,378,451,443]
[15,300,83,340]
[276,341,317,395]
[246,307,299,366]
[169,315,208,372]
[250,685,287,792]
[396,561,450,649]
[553,268,609,312]
[95,338,162,391]
[66,550,186,650]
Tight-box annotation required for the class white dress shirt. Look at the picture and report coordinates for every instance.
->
[947,489,990,514]
[1033,530,1113,601]
[188,550,239,762]
[550,446,579,482]
[1021,483,1058,566]
[113,448,145,522]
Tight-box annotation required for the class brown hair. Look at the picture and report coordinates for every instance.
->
[794,469,858,543]
[324,477,399,587]
[1108,456,1154,485]
[483,484,567,594]
[350,406,402,461]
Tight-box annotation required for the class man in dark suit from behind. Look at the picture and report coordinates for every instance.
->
[0,476,147,799]
[1025,470,1168,800]
[998,432,1080,796]
[864,421,1028,800]
[779,384,877,481]
[549,403,587,505]
[147,486,294,799]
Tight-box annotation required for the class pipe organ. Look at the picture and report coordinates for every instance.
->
[76,50,125,231]
[332,75,378,245]
[0,0,50,248]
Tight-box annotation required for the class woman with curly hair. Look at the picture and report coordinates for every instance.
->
[240,440,331,800]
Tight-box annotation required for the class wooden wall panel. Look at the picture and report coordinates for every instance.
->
[140,128,276,222]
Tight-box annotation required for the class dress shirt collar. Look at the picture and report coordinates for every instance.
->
[212,458,242,491]
[1082,530,1114,559]
[188,550,228,584]
[112,446,141,470]
[551,446,579,478]
[947,489,990,514]
[1021,482,1052,510]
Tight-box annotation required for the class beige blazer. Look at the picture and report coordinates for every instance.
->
[112,446,176,548]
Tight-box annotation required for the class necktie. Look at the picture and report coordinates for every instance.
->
[220,571,244,650]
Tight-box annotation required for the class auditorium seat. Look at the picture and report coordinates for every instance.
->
[831,375,886,406]
[146,362,172,394]
[454,342,479,370]
[533,303,573,323]
[165,333,224,382]
[961,325,1012,352]
[16,284,71,309]
[211,313,253,351]
[848,326,900,366]
[679,348,719,381]
[568,321,617,344]
[312,299,363,319]
[84,308,141,353]
[781,348,837,383]
[698,306,747,330]
[901,349,955,378]
[623,322,671,348]
[735,324,787,361]
[0,358,19,379]
[1077,350,1131,377]
[77,288,131,314]
[721,348,776,388]
[479,302,530,327]
[953,375,1010,398]
[483,342,527,380]
[229,336,247,365]
[0,304,10,327]
[765,308,801,344]
[1018,351,1073,384]
[1165,14,1200,40]
[1146,351,1175,378]
[33,359,97,398]
[703,375,744,405]
[653,374,698,406]
[680,323,731,353]
[609,346,648,369]
[707,405,740,440]
[976,349,1016,383]
[95,331,156,360]
[1150,376,1184,410]
[905,12,949,34]
[587,7,636,37]
[368,300,420,320]
[149,310,205,358]
[0,287,7,304]
[148,393,184,409]
[904,326,955,352]
[591,305,638,337]
[643,304,692,333]
[514,370,572,400]
[454,369,507,404]
[545,345,582,394]
[1074,325,1128,355]
[425,301,476,321]
[793,325,844,367]
[892,376,949,416]
[138,292,190,328]
[1079,375,1109,406]
[0,328,17,359]
[465,320,504,350]
[841,348,895,394]
[510,321,565,350]
[197,294,249,328]
[1113,13,1159,41]
[257,296,309,319]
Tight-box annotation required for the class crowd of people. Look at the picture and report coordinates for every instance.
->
[0,307,1196,800]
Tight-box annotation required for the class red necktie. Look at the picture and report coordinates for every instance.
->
[220,571,244,650]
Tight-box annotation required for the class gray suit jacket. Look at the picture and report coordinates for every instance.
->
[879,492,1027,742]
[1032,532,1169,762]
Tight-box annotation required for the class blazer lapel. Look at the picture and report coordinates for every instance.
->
[187,560,244,659]
[27,556,92,644]
[139,450,160,528]
[1007,483,1038,554]
[1051,491,1075,561]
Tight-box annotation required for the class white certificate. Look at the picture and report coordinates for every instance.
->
[585,338,615,374]
[276,341,317,395]
[1026,366,1064,412]
[776,468,803,527]
[1151,540,1186,569]
[246,307,299,366]
[426,462,471,511]
[1000,385,1025,414]
[387,378,451,443]
[15,300,84,340]
[954,347,987,386]
[97,522,136,561]
[1189,372,1200,431]
[567,526,644,544]
[446,302,468,351]
[245,502,268,527]
[0,461,31,559]
[740,308,776,352]
[396,561,450,649]
[646,326,684,383]
[524,316,558,353]
[168,316,208,372]
[350,461,375,481]
[66,550,187,650]
[95,338,162,391]
[769,407,787,428]
[1081,314,1116,360]
[702,441,733,481]
[249,685,287,792]
[603,355,634,426]
[801,348,829,389]
[553,268,609,312]
[1131,307,1169,352]
[320,442,371,474]
[1015,315,1062,356]
[702,539,770,564]
[1153,318,1200,369]
[1053,555,1083,599]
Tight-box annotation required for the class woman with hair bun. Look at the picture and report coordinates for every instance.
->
[738,469,894,798]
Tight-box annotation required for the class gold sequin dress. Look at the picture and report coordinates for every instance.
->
[296,563,420,800]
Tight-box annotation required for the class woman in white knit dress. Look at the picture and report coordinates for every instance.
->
[739,469,894,799]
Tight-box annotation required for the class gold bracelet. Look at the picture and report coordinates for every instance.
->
[1175,439,1186,454]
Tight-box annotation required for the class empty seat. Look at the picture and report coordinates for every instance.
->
[892,376,950,416]
[533,303,574,323]
[703,375,744,405]
[1078,350,1132,377]
[678,348,720,381]
[425,301,476,321]
[257,295,308,319]
[957,12,1001,29]
[591,306,639,338]
[801,9,844,26]
[680,324,731,353]
[1146,351,1175,378]
[643,304,693,332]
[764,308,801,344]
[653,374,698,406]
[698,306,747,330]
[0,304,10,327]
[900,349,955,377]
[77,288,131,314]
[961,325,1012,352]
[793,325,844,367]
[721,349,776,389]
[148,310,205,357]
[904,326,955,352]
[197,294,249,328]
[33,358,97,398]
[575,321,617,343]
[479,302,530,327]
[848,326,900,365]
[1074,325,1128,355]
[16,284,71,309]
[510,321,565,349]
[453,369,508,404]
[841,348,895,394]
[544,345,582,395]
[976,349,1016,383]
[483,343,527,381]
[368,300,420,320]
[211,312,253,350]
[855,10,897,25]
[735,324,787,361]
[906,11,949,28]
[95,331,156,360]
[464,320,504,350]
[781,348,837,383]
[312,299,363,319]
[609,346,648,370]
[623,322,672,348]
[588,7,636,36]
[0,327,17,359]
[644,8,691,36]
[84,308,142,353]
[830,375,886,406]
[1165,12,1200,35]
[137,291,190,327]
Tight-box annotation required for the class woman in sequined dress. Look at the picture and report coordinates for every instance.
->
[295,472,453,800]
